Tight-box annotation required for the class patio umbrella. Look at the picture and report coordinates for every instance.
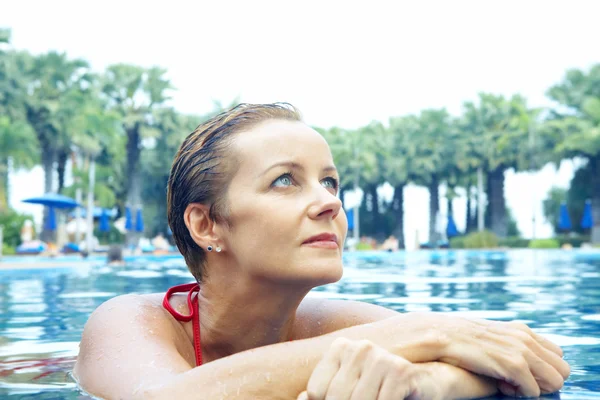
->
[70,206,117,219]
[446,214,459,238]
[135,208,144,233]
[346,208,354,230]
[558,203,572,231]
[22,193,80,209]
[99,208,111,233]
[125,207,133,231]
[581,200,593,230]
[44,206,57,231]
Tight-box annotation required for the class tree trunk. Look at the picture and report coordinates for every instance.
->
[126,125,142,246]
[465,184,472,233]
[368,184,383,240]
[428,175,440,244]
[486,167,507,238]
[56,149,69,194]
[392,183,405,249]
[41,148,55,242]
[0,158,8,213]
[590,156,600,244]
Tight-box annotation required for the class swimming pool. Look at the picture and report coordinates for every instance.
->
[1,250,599,399]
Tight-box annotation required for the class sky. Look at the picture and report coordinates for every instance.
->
[2,0,599,245]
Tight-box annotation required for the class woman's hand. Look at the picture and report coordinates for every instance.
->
[429,314,570,397]
[297,338,450,400]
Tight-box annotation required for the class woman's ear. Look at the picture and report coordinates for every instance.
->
[184,203,219,249]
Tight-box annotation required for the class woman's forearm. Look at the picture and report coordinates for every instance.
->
[417,362,498,399]
[142,315,437,400]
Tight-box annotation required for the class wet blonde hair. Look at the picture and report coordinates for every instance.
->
[167,103,302,282]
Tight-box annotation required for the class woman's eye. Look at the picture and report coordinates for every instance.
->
[272,174,293,187]
[322,177,338,191]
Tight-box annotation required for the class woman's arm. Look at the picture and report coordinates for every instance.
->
[74,295,567,399]
[74,295,436,400]
[297,338,497,400]
[297,297,569,397]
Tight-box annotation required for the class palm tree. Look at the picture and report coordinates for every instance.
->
[460,94,531,237]
[0,30,39,212]
[410,109,455,243]
[15,51,91,239]
[0,117,38,212]
[385,115,421,248]
[545,64,600,242]
[320,125,378,240]
[101,64,172,244]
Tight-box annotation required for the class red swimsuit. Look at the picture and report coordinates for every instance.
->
[162,283,203,366]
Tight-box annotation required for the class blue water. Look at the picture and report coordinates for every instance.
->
[1,250,599,399]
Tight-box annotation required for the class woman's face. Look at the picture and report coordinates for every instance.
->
[218,119,347,286]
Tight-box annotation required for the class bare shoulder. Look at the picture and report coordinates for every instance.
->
[293,296,399,339]
[73,293,194,399]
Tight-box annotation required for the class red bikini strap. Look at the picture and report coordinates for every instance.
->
[163,283,203,366]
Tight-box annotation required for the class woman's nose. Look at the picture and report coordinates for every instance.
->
[307,186,343,220]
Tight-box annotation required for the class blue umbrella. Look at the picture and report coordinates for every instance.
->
[166,226,173,236]
[125,207,133,231]
[446,214,459,238]
[581,200,593,230]
[346,208,354,230]
[70,206,117,219]
[558,203,572,231]
[99,208,111,232]
[135,208,144,233]
[44,206,57,231]
[23,193,80,209]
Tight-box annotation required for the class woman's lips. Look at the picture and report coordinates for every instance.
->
[302,233,339,249]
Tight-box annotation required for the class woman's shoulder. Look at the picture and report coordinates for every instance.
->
[294,297,400,338]
[83,292,183,336]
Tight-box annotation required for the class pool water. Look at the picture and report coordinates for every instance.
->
[1,250,599,399]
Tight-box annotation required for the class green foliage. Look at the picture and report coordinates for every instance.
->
[528,239,560,249]
[94,225,124,245]
[449,236,466,249]
[555,235,590,248]
[2,242,15,255]
[2,37,599,245]
[498,237,531,248]
[450,230,499,249]
[355,242,374,251]
[0,209,34,248]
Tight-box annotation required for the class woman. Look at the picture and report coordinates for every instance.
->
[74,103,569,399]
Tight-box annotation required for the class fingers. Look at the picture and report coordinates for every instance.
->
[501,357,540,398]
[376,357,416,400]
[468,318,569,392]
[472,318,564,357]
[306,338,346,399]
[506,321,564,358]
[524,350,565,394]
[297,391,309,400]
[487,323,570,389]
[349,352,398,400]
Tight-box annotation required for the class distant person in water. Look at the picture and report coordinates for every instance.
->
[106,245,124,266]
[381,234,400,252]
[74,103,569,400]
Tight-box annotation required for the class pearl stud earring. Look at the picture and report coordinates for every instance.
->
[216,246,222,253]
